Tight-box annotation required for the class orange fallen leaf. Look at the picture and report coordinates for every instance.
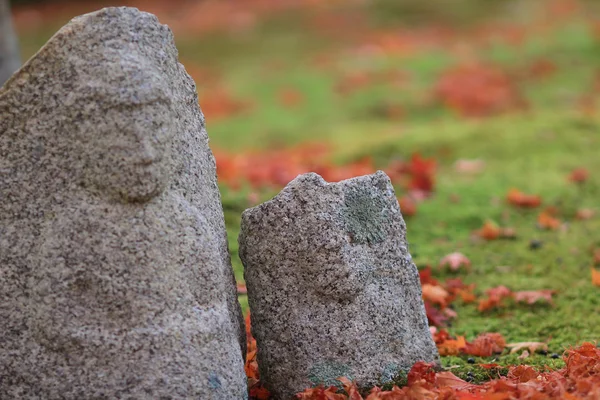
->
[477,220,501,240]
[478,285,512,311]
[463,332,506,357]
[338,377,363,400]
[422,283,450,308]
[296,385,347,400]
[437,335,467,356]
[506,188,542,208]
[537,210,561,230]
[439,252,471,272]
[508,365,539,382]
[592,268,600,287]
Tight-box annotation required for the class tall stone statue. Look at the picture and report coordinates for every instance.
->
[239,172,439,399]
[0,7,247,399]
[0,0,20,85]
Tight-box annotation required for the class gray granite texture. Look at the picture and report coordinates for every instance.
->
[0,0,21,85]
[239,171,439,399]
[0,7,246,399]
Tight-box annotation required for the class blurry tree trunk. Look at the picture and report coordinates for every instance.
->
[0,0,20,86]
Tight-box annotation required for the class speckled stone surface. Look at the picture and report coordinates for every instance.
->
[0,0,21,85]
[0,7,246,399]
[239,171,439,399]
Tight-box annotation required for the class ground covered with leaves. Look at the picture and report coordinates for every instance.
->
[15,0,600,398]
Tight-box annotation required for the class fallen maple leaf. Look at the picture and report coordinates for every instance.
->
[506,188,542,208]
[295,385,347,400]
[569,168,589,184]
[408,153,436,193]
[437,335,467,356]
[422,283,450,308]
[338,377,363,400]
[478,285,512,311]
[537,210,561,230]
[592,268,600,287]
[506,341,548,354]
[477,220,501,240]
[512,289,556,305]
[508,365,539,382]
[425,301,449,327]
[439,252,471,272]
[463,332,506,357]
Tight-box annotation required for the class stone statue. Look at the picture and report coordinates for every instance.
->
[0,7,246,399]
[239,172,439,399]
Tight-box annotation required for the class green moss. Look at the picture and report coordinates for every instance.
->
[308,361,352,388]
[342,185,390,245]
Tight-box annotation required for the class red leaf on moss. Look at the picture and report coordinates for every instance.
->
[477,220,501,241]
[506,188,542,208]
[424,301,449,327]
[569,168,589,184]
[478,285,512,311]
[537,210,561,230]
[592,268,600,287]
[463,333,506,357]
[407,361,437,386]
[408,153,436,193]
[435,63,525,117]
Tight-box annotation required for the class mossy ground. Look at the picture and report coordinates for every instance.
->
[17,0,600,379]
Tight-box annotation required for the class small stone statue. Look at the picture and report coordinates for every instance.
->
[239,171,439,399]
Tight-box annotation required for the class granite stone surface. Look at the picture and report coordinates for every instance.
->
[239,171,439,399]
[0,7,246,399]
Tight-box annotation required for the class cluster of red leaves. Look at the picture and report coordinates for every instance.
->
[433,330,506,357]
[293,343,600,399]
[478,285,556,312]
[245,314,271,400]
[435,63,526,117]
[419,267,476,327]
[198,87,251,121]
[215,146,436,196]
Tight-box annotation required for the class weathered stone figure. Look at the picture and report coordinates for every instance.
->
[0,7,246,399]
[239,171,439,399]
[0,0,20,85]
